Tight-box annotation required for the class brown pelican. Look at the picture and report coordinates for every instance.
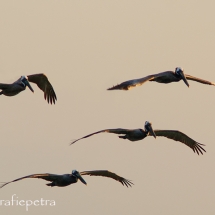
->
[70,121,206,155]
[0,74,57,104]
[108,67,215,90]
[0,170,133,189]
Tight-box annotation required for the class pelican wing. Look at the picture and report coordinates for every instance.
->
[151,130,206,155]
[27,74,57,104]
[107,74,156,90]
[80,170,133,187]
[71,128,130,144]
[0,173,61,189]
[185,74,215,86]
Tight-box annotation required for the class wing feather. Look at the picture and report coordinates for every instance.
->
[107,75,156,90]
[70,128,131,145]
[27,74,57,104]
[185,74,215,86]
[107,72,177,90]
[151,130,206,155]
[80,170,133,187]
[0,173,61,189]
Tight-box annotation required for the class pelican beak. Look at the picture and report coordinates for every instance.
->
[180,72,189,87]
[149,124,156,139]
[24,80,34,93]
[77,173,87,185]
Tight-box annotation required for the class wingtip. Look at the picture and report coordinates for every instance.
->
[70,140,77,145]
[107,85,121,90]
[107,87,114,90]
[0,182,7,189]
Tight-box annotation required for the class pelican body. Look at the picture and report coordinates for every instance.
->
[0,76,34,96]
[0,74,57,104]
[108,67,215,90]
[45,170,86,187]
[117,121,156,141]
[47,174,76,187]
[0,170,133,189]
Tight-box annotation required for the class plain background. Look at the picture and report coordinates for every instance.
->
[1,1,215,214]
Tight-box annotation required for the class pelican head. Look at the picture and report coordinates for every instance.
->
[145,121,156,138]
[20,76,34,93]
[72,170,87,185]
[175,67,189,87]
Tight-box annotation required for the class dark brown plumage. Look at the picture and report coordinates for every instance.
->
[0,170,133,189]
[108,67,215,90]
[0,74,57,104]
[70,121,156,144]
[27,74,57,104]
[70,121,206,155]
[80,170,133,187]
[151,130,206,155]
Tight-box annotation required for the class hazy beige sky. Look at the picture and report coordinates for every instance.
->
[1,0,215,214]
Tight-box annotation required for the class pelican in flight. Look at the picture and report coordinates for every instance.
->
[0,170,133,189]
[0,74,57,104]
[71,121,206,155]
[108,67,215,90]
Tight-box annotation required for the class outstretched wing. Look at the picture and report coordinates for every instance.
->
[70,128,131,145]
[107,74,156,90]
[151,130,206,155]
[80,170,133,187]
[27,74,57,104]
[185,74,215,86]
[0,173,61,189]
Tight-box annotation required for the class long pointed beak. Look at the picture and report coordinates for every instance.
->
[25,81,34,93]
[77,173,87,185]
[180,72,189,87]
[149,125,156,139]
